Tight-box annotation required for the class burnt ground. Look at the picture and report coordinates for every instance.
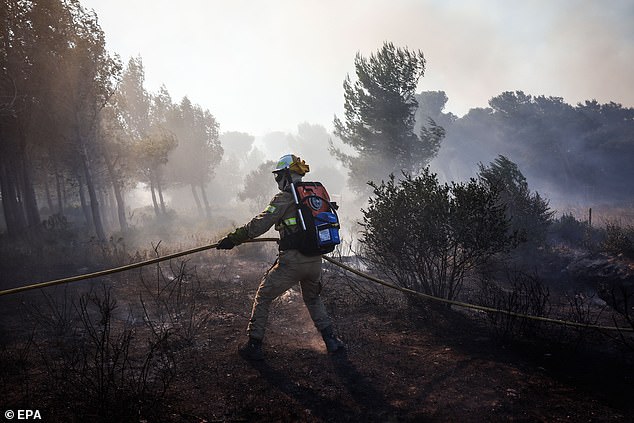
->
[1,248,634,422]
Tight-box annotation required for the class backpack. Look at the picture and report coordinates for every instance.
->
[287,181,341,256]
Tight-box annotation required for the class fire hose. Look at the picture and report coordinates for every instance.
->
[0,237,632,333]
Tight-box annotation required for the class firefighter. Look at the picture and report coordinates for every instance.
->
[216,154,345,360]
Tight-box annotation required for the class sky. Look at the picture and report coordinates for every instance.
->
[81,0,634,137]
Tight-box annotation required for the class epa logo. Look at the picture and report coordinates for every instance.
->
[4,410,42,420]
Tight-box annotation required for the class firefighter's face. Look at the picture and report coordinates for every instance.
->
[274,171,286,191]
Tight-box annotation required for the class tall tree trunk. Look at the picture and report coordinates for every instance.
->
[7,161,27,232]
[157,179,166,215]
[55,171,63,215]
[44,174,54,213]
[199,183,211,218]
[108,188,117,229]
[0,160,25,236]
[0,166,9,232]
[78,174,93,231]
[0,119,30,235]
[103,149,128,232]
[191,183,203,217]
[113,182,128,231]
[97,187,109,230]
[62,173,67,214]
[18,147,40,228]
[149,175,160,217]
[81,146,106,240]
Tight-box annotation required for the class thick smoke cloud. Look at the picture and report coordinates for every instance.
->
[81,0,634,135]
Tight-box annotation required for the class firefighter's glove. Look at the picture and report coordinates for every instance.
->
[216,237,235,250]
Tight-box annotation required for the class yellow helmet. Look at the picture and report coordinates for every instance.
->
[272,154,310,175]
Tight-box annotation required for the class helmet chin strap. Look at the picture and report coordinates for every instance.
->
[277,168,300,192]
[276,168,291,191]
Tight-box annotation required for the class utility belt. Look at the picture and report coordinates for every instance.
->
[278,230,302,251]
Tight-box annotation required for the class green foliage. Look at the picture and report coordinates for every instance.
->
[115,56,151,138]
[333,42,444,193]
[134,126,178,175]
[361,168,512,301]
[238,160,278,211]
[165,96,223,187]
[1,0,122,236]
[2,4,225,239]
[414,90,457,132]
[478,155,553,246]
[442,91,634,204]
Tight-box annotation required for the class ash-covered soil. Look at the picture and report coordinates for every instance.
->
[1,249,633,422]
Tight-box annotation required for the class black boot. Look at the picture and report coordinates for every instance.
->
[238,337,264,361]
[320,325,345,353]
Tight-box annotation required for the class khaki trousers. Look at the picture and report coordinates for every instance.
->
[247,249,331,340]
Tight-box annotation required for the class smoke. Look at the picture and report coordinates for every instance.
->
[74,0,634,243]
[530,1,634,108]
[82,0,634,135]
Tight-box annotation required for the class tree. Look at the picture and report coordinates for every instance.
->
[117,56,151,139]
[414,90,457,133]
[0,0,120,240]
[1,0,63,235]
[166,96,222,218]
[361,169,512,302]
[133,125,177,217]
[69,6,121,240]
[287,123,346,195]
[207,131,260,206]
[333,42,444,193]
[435,90,634,206]
[238,160,277,212]
[220,131,255,157]
[478,155,553,246]
[112,57,172,218]
[99,101,134,232]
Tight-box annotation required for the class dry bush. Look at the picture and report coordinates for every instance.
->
[324,240,394,308]
[477,270,551,341]
[15,247,218,419]
[138,254,212,349]
[608,284,634,351]
[549,213,589,247]
[31,286,176,421]
[0,328,36,408]
[561,292,608,347]
[601,219,634,258]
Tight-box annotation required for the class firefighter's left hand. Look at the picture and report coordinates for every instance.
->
[216,237,235,250]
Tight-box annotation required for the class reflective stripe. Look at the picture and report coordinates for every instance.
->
[265,204,277,213]
[283,217,297,226]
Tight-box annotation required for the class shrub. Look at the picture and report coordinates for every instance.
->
[549,213,589,247]
[33,286,176,421]
[478,155,554,246]
[477,271,551,340]
[361,168,513,303]
[601,219,634,258]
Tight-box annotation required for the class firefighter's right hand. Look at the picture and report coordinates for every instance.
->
[216,237,235,250]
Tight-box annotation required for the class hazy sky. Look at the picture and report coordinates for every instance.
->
[81,0,634,136]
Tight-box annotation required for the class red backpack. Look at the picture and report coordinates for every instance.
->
[290,181,341,255]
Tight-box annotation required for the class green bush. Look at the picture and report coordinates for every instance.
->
[478,155,554,246]
[361,168,513,302]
